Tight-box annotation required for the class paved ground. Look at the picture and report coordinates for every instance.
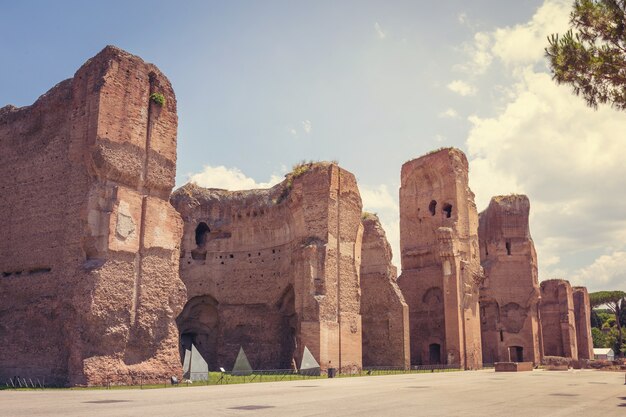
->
[1,369,625,417]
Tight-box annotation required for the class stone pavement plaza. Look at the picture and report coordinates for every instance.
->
[1,369,625,417]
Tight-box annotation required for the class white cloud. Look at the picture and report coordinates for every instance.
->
[491,0,570,66]
[458,13,467,25]
[360,184,400,265]
[447,80,477,96]
[571,251,626,292]
[374,22,386,39]
[438,108,458,118]
[460,0,626,291]
[302,120,312,134]
[459,32,493,75]
[187,165,283,190]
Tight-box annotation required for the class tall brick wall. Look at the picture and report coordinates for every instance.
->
[170,163,363,372]
[478,195,542,364]
[0,46,185,386]
[572,286,594,360]
[398,148,483,369]
[539,279,578,360]
[360,214,410,368]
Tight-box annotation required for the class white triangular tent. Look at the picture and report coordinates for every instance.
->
[182,344,209,381]
[232,346,253,376]
[299,346,321,376]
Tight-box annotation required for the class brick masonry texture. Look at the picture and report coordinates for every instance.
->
[0,46,185,386]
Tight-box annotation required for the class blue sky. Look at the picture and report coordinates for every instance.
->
[2,0,625,291]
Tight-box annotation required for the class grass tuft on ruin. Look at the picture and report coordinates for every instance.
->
[150,92,166,106]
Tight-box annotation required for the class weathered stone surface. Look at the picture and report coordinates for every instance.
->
[0,46,185,386]
[478,195,542,365]
[360,213,410,368]
[572,286,594,360]
[539,279,578,360]
[398,148,483,369]
[170,163,363,373]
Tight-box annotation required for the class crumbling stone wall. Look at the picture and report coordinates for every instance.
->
[572,286,594,360]
[360,213,410,368]
[170,163,363,372]
[478,195,542,364]
[539,279,578,360]
[398,148,483,369]
[0,46,185,386]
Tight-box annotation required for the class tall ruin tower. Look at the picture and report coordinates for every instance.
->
[478,195,542,364]
[539,279,578,360]
[398,148,483,369]
[0,46,185,386]
[572,286,594,360]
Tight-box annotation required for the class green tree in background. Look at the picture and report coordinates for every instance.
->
[591,327,608,348]
[546,0,626,110]
[589,291,626,356]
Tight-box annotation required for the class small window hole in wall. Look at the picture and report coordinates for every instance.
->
[429,200,437,216]
[506,241,511,256]
[442,204,452,218]
[500,330,504,342]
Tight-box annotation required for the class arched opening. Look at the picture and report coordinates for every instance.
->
[276,285,297,369]
[195,222,210,247]
[505,240,511,255]
[429,343,441,364]
[442,203,452,218]
[192,223,210,260]
[429,200,437,216]
[509,346,524,362]
[176,295,219,370]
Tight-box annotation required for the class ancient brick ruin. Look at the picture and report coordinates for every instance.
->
[572,286,594,360]
[478,195,542,364]
[0,46,185,386]
[360,213,410,368]
[170,163,364,372]
[398,148,483,369]
[0,46,603,385]
[539,279,578,360]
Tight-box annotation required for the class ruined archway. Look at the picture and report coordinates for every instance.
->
[176,295,219,370]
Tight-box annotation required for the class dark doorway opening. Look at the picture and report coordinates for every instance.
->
[176,295,219,370]
[277,285,297,369]
[509,346,523,362]
[429,343,441,364]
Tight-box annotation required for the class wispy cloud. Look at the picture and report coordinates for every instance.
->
[374,22,386,39]
[438,108,459,118]
[447,80,477,96]
[302,120,312,134]
[187,165,283,190]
